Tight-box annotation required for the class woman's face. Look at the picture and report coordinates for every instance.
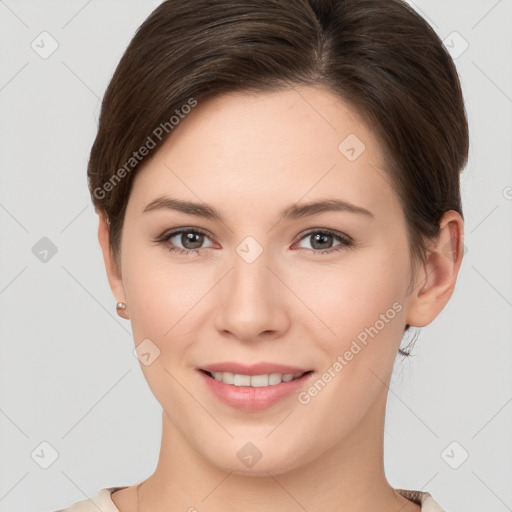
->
[114,86,418,474]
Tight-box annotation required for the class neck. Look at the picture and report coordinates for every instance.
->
[135,388,418,512]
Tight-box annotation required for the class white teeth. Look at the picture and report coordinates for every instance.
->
[268,373,282,385]
[233,374,251,386]
[210,371,305,386]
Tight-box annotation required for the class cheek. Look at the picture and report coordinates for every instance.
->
[288,253,409,439]
[299,248,410,343]
[120,238,229,383]
[123,254,204,343]
[120,246,211,415]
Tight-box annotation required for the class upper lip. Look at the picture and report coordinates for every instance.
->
[200,362,311,376]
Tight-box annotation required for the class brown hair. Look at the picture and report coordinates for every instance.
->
[87,0,469,355]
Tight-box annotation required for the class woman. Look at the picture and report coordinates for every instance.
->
[58,0,468,510]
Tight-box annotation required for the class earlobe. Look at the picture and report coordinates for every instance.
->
[405,210,464,328]
[97,212,129,317]
[116,301,129,320]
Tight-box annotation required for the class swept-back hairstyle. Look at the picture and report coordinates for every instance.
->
[87,0,469,355]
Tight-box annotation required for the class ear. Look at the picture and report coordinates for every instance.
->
[97,212,128,318]
[405,210,464,328]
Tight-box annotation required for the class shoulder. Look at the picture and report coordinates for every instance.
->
[395,488,448,512]
[54,486,127,512]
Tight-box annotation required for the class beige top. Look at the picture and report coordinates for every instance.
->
[55,486,449,511]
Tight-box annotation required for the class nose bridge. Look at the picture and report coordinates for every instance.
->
[215,237,288,338]
[230,240,274,310]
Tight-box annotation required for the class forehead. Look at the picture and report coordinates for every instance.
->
[127,86,399,223]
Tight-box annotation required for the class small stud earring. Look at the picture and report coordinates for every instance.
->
[116,301,129,319]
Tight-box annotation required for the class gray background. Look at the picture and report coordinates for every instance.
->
[1,1,511,511]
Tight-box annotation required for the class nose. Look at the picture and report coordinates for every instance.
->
[213,248,291,342]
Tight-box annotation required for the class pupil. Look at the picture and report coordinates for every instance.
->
[182,232,204,249]
[312,233,332,249]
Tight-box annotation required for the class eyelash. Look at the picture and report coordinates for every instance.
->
[153,227,354,257]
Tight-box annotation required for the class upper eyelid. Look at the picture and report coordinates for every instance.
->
[164,227,215,242]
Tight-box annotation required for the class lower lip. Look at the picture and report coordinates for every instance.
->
[198,370,313,411]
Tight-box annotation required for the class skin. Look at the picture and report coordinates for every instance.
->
[98,86,464,512]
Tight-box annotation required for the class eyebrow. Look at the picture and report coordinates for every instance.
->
[143,196,374,221]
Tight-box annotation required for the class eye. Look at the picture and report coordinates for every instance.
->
[154,228,215,256]
[154,227,354,257]
[294,229,353,255]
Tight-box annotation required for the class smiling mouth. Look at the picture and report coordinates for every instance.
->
[200,369,313,387]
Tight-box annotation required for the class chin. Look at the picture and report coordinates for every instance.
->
[201,438,309,477]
